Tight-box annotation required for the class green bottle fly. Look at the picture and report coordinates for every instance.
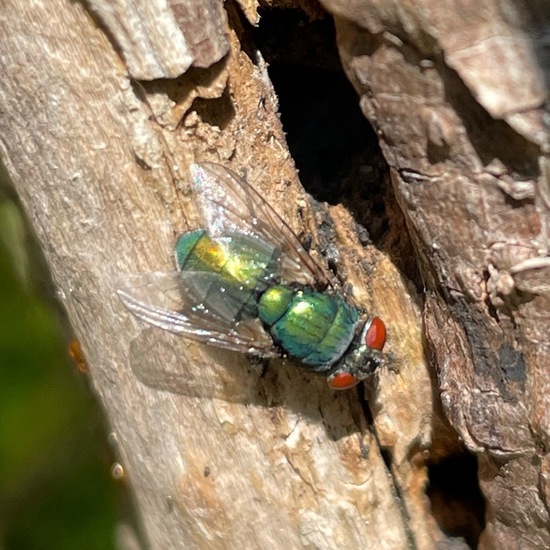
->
[118,163,387,389]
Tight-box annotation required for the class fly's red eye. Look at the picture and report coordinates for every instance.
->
[365,317,387,351]
[327,372,360,390]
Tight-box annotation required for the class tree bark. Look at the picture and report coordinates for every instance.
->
[1,0,547,549]
[319,0,550,548]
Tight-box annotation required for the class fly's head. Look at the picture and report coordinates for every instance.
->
[327,316,387,390]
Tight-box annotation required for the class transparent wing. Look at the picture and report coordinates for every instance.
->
[127,328,270,402]
[117,272,277,356]
[190,163,329,288]
[177,270,260,322]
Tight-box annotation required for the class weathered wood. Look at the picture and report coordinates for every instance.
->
[84,0,229,78]
[319,0,550,547]
[0,1,429,549]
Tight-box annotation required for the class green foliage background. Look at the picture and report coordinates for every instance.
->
[0,199,117,549]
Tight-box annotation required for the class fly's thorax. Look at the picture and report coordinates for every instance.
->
[257,285,294,325]
[175,230,279,290]
[258,286,360,370]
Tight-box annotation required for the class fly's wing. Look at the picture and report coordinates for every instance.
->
[127,327,269,402]
[177,270,260,322]
[117,272,277,356]
[190,163,329,289]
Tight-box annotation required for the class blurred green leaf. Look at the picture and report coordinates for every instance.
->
[0,199,118,550]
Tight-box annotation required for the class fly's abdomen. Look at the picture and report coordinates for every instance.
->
[258,285,359,370]
[176,230,279,288]
[175,230,280,321]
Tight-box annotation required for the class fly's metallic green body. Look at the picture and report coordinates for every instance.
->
[175,233,360,370]
[118,163,387,390]
[258,286,359,369]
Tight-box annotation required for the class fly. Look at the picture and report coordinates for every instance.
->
[117,163,386,390]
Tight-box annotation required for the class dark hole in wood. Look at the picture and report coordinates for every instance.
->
[252,6,421,283]
[253,8,385,212]
[427,452,487,548]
